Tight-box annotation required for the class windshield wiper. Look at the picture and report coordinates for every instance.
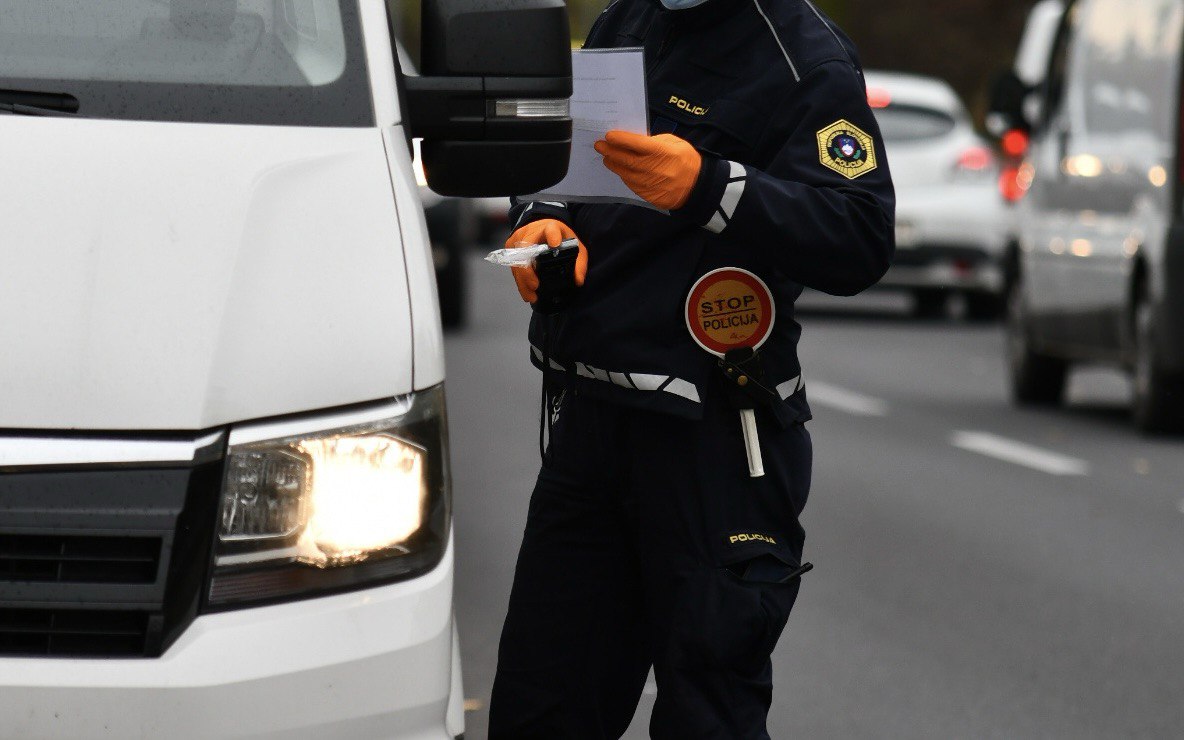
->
[0,90,79,116]
[0,101,74,117]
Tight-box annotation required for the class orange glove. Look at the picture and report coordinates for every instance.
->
[505,218,588,304]
[594,131,703,210]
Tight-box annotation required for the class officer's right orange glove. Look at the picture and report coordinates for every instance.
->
[594,131,703,210]
[505,219,588,304]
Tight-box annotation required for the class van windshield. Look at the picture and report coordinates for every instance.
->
[0,0,372,127]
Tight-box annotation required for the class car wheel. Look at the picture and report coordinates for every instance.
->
[1131,294,1184,434]
[913,289,948,319]
[1006,275,1067,406]
[964,291,1003,322]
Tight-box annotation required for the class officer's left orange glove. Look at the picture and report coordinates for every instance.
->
[504,218,588,304]
[594,130,703,210]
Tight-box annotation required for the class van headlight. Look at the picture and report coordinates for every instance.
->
[205,385,450,609]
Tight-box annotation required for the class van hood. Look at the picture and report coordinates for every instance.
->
[0,117,413,431]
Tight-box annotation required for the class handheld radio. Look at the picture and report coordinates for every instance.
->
[532,238,581,314]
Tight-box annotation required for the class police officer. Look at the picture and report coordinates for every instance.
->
[489,0,895,736]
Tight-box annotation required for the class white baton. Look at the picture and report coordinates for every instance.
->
[739,408,765,478]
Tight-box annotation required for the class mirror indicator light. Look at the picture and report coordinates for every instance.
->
[492,98,570,119]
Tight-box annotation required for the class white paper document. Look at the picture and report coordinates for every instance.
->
[523,48,650,207]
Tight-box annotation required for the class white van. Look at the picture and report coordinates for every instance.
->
[996,0,1184,433]
[0,1,571,737]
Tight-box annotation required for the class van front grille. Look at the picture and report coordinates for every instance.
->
[0,608,152,657]
[0,451,224,659]
[0,535,161,584]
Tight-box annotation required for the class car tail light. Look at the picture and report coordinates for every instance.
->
[956,146,994,172]
[997,127,1033,202]
[999,162,1035,203]
[1000,128,1030,158]
[867,87,892,109]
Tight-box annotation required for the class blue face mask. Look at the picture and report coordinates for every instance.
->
[660,0,710,9]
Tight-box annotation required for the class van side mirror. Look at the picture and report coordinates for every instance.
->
[406,0,572,197]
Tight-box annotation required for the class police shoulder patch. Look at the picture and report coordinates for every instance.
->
[816,119,877,180]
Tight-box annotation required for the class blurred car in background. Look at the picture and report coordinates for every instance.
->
[865,71,1006,319]
[1000,0,1184,434]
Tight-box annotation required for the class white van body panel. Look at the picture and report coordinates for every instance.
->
[0,536,457,740]
[0,3,463,737]
[361,0,401,128]
[0,117,414,431]
[1015,0,1065,86]
[385,127,447,390]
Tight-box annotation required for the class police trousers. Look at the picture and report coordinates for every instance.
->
[489,389,812,739]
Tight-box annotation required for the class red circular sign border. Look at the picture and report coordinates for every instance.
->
[685,267,776,357]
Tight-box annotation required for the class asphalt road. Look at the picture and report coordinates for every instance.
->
[445,253,1184,739]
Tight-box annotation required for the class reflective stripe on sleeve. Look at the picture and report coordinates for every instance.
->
[704,162,747,235]
[515,202,535,229]
[719,162,746,218]
[514,201,570,230]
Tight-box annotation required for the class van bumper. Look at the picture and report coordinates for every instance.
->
[0,535,460,740]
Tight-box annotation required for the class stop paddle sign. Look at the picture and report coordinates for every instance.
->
[684,267,777,479]
[685,267,776,357]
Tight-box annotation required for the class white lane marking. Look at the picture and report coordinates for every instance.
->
[643,679,658,696]
[1177,499,1184,515]
[950,431,1090,477]
[806,382,889,417]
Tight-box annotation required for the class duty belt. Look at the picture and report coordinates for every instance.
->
[529,344,804,406]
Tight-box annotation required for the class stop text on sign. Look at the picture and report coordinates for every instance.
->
[685,268,775,357]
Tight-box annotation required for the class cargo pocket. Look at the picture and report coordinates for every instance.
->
[672,545,806,672]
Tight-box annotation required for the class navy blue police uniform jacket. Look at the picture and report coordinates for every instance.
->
[511,0,896,426]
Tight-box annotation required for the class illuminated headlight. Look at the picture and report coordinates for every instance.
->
[205,385,450,609]
[220,435,425,567]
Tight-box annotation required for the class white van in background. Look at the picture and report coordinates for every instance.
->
[997,0,1184,433]
[0,0,571,737]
